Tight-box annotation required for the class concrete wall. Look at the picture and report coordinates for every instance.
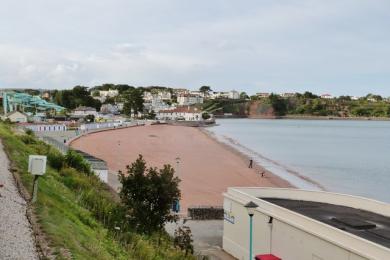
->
[223,188,390,260]
[94,169,108,183]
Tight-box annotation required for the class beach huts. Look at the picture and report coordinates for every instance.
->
[223,187,390,260]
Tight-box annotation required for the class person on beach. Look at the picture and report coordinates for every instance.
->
[248,159,253,168]
[261,171,265,177]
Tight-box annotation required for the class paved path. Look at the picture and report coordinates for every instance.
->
[165,220,236,260]
[0,141,38,260]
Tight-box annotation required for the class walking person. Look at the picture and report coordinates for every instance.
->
[248,159,253,168]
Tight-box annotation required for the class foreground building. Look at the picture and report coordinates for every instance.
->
[223,188,390,260]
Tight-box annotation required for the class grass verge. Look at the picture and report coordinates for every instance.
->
[0,122,194,259]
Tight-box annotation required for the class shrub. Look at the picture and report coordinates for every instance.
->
[20,134,37,144]
[47,149,65,170]
[25,128,34,136]
[174,226,194,256]
[65,149,92,175]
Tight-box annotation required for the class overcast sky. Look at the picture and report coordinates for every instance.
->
[1,0,390,96]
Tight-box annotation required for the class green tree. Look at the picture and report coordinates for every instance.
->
[240,92,249,99]
[202,112,211,120]
[199,86,212,94]
[123,88,144,117]
[119,155,181,234]
[268,93,287,116]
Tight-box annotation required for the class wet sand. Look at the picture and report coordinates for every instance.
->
[70,124,292,211]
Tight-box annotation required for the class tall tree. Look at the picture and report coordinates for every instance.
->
[119,155,181,234]
[123,88,144,117]
[199,86,212,94]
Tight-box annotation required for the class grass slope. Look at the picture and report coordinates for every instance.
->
[0,123,193,260]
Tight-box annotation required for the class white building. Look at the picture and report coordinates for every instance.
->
[73,106,98,117]
[100,104,119,114]
[256,93,271,98]
[99,89,119,98]
[281,93,296,98]
[321,94,333,99]
[156,107,202,121]
[223,187,390,260]
[177,94,204,106]
[5,111,28,123]
[210,91,240,100]
[143,91,172,101]
[229,90,240,99]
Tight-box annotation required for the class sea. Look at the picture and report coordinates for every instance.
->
[208,118,390,203]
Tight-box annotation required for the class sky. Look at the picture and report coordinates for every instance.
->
[1,0,390,96]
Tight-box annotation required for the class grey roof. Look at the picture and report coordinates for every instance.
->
[262,198,390,249]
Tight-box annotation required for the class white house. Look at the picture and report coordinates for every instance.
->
[281,92,296,98]
[143,91,172,101]
[177,94,204,106]
[211,91,240,100]
[256,93,271,98]
[156,107,203,121]
[321,94,333,99]
[228,90,240,99]
[100,104,119,114]
[99,89,119,98]
[73,106,98,117]
[223,187,390,260]
[6,111,28,123]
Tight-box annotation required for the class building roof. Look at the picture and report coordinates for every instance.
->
[158,106,201,113]
[74,106,97,112]
[225,188,390,259]
[6,110,28,117]
[263,198,390,249]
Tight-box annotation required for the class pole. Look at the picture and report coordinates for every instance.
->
[32,175,39,203]
[249,215,253,260]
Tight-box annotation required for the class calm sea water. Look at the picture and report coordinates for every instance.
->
[208,119,390,203]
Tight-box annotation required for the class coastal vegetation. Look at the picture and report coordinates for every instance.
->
[203,92,390,118]
[0,122,194,259]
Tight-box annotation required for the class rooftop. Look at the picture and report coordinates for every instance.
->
[262,198,390,249]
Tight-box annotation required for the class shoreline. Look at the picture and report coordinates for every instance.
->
[198,128,295,189]
[203,128,326,191]
[70,124,293,212]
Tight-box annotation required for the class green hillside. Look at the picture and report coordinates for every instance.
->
[0,122,193,260]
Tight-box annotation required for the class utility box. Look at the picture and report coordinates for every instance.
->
[28,155,47,176]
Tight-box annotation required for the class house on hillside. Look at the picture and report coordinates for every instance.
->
[321,94,333,99]
[177,94,203,106]
[73,106,98,117]
[256,93,270,98]
[156,106,203,121]
[5,111,28,123]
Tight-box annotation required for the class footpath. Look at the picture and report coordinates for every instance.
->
[0,141,38,260]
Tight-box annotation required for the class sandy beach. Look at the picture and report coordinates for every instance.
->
[70,124,292,211]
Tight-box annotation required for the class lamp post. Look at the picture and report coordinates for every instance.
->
[245,201,258,260]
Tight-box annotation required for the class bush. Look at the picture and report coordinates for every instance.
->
[25,128,34,136]
[20,134,37,144]
[47,149,65,170]
[65,149,92,175]
[174,226,194,256]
